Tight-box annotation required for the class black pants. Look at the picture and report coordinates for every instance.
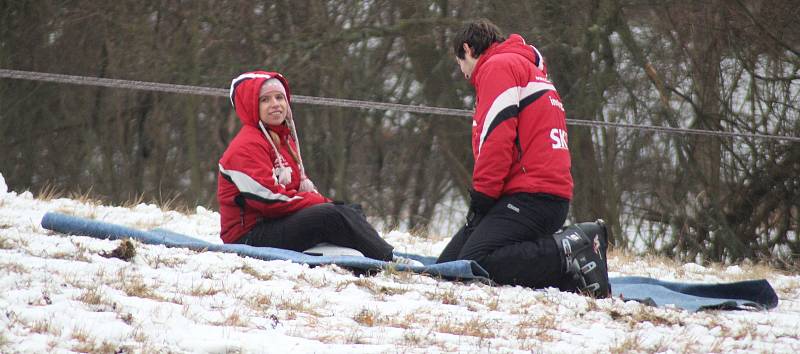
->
[235,203,394,261]
[437,193,572,290]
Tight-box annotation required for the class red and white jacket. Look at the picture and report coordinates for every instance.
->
[217,71,328,243]
[470,34,573,200]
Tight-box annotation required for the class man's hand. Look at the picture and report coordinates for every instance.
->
[466,189,495,228]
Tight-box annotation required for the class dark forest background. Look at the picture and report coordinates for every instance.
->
[1,0,798,266]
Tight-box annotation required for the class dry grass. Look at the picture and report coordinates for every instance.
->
[344,327,368,344]
[425,286,460,305]
[143,253,187,269]
[435,316,494,339]
[120,192,147,209]
[72,338,119,353]
[70,325,90,343]
[189,282,222,297]
[0,237,14,250]
[54,205,99,221]
[35,183,64,201]
[62,271,88,289]
[28,291,53,306]
[402,329,427,346]
[131,218,169,233]
[223,310,250,327]
[0,331,9,350]
[382,264,416,281]
[130,325,150,343]
[67,187,105,206]
[382,311,422,330]
[709,261,783,282]
[116,311,134,325]
[609,306,684,327]
[516,314,557,342]
[44,239,93,263]
[353,308,379,327]
[237,264,274,281]
[211,308,252,328]
[0,233,13,250]
[114,269,164,301]
[336,278,409,298]
[610,247,788,283]
[296,272,330,288]
[775,278,800,299]
[151,190,191,214]
[28,318,61,336]
[485,293,500,311]
[76,286,107,306]
[647,338,671,353]
[277,296,320,317]
[725,320,758,340]
[122,276,154,298]
[244,292,272,312]
[609,333,644,353]
[48,249,91,262]
[0,261,28,275]
[407,225,432,239]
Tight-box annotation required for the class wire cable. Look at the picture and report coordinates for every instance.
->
[2,68,798,142]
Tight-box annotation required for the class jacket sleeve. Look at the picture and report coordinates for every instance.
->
[472,60,520,199]
[219,142,328,219]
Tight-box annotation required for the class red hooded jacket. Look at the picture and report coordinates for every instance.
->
[470,34,573,200]
[217,71,328,243]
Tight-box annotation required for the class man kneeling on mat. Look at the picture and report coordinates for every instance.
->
[436,19,610,297]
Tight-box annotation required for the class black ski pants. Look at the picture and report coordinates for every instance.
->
[235,203,394,261]
[437,193,572,290]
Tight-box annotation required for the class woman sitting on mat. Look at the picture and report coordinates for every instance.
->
[217,70,418,265]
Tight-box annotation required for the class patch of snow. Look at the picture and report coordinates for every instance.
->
[0,188,798,353]
[682,262,707,273]
[725,265,744,275]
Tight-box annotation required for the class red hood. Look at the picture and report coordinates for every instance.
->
[229,71,292,127]
[470,34,539,86]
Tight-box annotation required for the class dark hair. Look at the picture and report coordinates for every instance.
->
[452,19,505,59]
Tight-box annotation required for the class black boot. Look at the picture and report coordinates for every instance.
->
[553,219,611,298]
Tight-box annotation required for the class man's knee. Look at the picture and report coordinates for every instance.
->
[456,232,493,262]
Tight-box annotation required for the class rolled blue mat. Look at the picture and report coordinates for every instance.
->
[40,212,490,280]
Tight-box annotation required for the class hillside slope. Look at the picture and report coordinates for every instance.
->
[1,181,798,353]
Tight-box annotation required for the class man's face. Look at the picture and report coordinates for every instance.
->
[456,56,477,80]
[456,43,478,80]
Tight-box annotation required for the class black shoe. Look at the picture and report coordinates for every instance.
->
[553,219,611,298]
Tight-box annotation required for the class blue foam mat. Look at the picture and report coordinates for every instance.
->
[41,212,489,281]
[41,212,778,312]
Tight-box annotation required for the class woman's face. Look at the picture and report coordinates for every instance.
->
[259,91,288,126]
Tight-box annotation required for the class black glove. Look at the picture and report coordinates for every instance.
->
[466,189,495,228]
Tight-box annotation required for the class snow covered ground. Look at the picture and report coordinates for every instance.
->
[1,174,799,353]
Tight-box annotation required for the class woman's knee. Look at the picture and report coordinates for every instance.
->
[299,203,345,230]
[304,202,338,216]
